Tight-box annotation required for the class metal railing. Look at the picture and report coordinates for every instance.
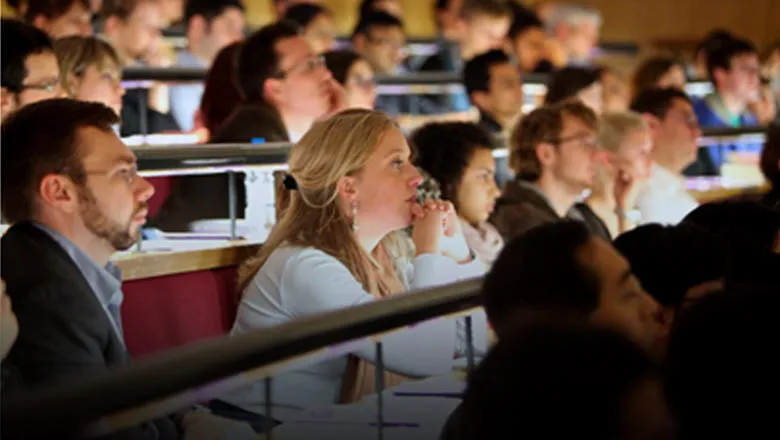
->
[2,278,485,439]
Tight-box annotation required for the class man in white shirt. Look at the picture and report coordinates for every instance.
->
[631,88,703,225]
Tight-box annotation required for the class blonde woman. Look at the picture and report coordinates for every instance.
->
[53,36,124,116]
[576,111,653,238]
[214,109,488,428]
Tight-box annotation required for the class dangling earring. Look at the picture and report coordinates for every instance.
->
[351,200,359,232]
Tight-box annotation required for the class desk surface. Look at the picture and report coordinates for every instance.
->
[114,239,261,281]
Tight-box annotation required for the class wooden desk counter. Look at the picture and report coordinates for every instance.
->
[113,239,262,281]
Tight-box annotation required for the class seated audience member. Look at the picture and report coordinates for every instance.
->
[543,66,603,114]
[53,36,124,117]
[690,29,733,80]
[24,0,92,38]
[1,19,63,123]
[632,56,687,100]
[420,0,512,113]
[102,0,179,136]
[283,3,335,55]
[760,124,780,209]
[505,2,548,73]
[613,223,731,353]
[158,0,184,27]
[324,49,377,110]
[490,100,608,240]
[169,0,245,132]
[683,200,780,288]
[463,49,523,135]
[1,99,178,438]
[666,285,780,439]
[598,66,630,112]
[358,0,403,19]
[690,37,761,175]
[630,88,701,224]
[578,111,652,238]
[543,3,602,68]
[214,109,488,427]
[412,122,503,265]
[151,21,344,232]
[453,322,673,440]
[195,41,243,138]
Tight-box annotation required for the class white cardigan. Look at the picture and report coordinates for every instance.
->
[218,245,489,420]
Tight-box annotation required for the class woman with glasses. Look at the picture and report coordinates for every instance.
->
[324,49,377,110]
[53,36,124,117]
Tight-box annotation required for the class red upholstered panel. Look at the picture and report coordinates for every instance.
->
[121,267,239,359]
[145,176,176,218]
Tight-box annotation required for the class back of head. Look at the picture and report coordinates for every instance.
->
[543,66,600,105]
[237,109,397,294]
[237,21,300,102]
[324,49,363,85]
[509,99,598,181]
[631,56,684,96]
[463,49,512,98]
[759,121,780,194]
[410,122,493,203]
[613,223,731,307]
[629,87,691,120]
[1,18,53,94]
[666,285,780,438]
[1,98,119,224]
[283,3,328,29]
[200,41,244,134]
[482,221,599,336]
[706,37,757,84]
[53,36,121,96]
[459,320,657,440]
[507,2,543,40]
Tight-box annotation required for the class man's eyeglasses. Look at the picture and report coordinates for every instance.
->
[20,79,60,94]
[84,164,140,185]
[272,55,326,79]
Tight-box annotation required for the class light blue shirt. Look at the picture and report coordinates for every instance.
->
[169,50,207,132]
[33,223,126,346]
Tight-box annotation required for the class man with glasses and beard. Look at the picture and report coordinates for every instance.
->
[0,99,182,438]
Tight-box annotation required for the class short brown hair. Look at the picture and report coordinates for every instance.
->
[100,0,151,20]
[461,0,512,19]
[1,98,119,224]
[509,100,598,182]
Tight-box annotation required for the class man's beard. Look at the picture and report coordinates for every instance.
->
[78,186,146,252]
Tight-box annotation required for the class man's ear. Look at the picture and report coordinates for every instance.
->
[641,113,661,139]
[103,15,120,35]
[535,141,557,168]
[31,15,51,33]
[470,90,491,113]
[1,87,18,121]
[38,174,80,215]
[187,15,207,45]
[335,175,359,205]
[352,34,367,53]
[262,78,284,107]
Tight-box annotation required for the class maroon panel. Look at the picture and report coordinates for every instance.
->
[121,268,239,359]
[144,176,176,218]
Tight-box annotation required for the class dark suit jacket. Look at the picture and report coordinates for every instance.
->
[149,101,289,232]
[120,89,181,137]
[1,222,180,439]
[489,180,561,240]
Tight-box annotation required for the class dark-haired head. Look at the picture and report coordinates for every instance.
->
[237,21,300,102]
[199,41,244,135]
[351,11,405,75]
[324,50,376,109]
[666,284,780,438]
[24,0,91,39]
[411,122,499,225]
[707,37,760,97]
[1,19,59,121]
[183,0,245,60]
[458,320,671,440]
[283,3,334,54]
[2,98,154,252]
[544,66,603,113]
[506,2,546,72]
[483,221,658,351]
[632,56,687,98]
[358,0,403,20]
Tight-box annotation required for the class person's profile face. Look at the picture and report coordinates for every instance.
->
[487,62,524,120]
[70,62,124,116]
[272,36,333,119]
[513,26,546,72]
[344,59,377,110]
[17,51,64,108]
[548,113,601,193]
[364,25,406,75]
[455,147,500,225]
[658,98,701,168]
[579,237,661,352]
[724,53,761,102]
[75,127,154,251]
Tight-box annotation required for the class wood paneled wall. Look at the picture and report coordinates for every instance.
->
[243,0,780,50]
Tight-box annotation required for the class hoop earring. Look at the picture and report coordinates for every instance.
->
[351,200,359,232]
